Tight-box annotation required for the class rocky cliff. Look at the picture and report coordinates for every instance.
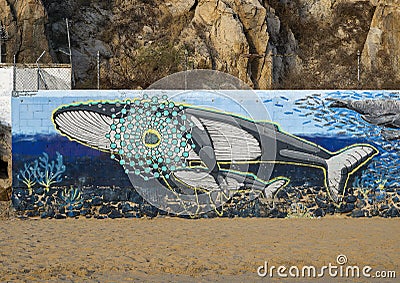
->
[0,0,399,88]
[0,0,52,63]
[361,0,400,88]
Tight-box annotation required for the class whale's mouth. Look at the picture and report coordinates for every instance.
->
[53,108,113,151]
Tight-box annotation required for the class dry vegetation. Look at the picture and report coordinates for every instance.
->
[268,0,392,89]
[99,1,194,89]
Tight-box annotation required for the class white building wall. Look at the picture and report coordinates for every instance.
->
[0,67,12,125]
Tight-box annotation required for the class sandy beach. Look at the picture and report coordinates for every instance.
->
[0,215,398,282]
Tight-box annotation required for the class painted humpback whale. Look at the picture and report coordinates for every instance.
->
[52,96,377,213]
[329,98,400,140]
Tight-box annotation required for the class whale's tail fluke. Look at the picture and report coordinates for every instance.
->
[326,145,377,202]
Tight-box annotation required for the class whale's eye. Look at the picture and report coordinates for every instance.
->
[143,129,161,148]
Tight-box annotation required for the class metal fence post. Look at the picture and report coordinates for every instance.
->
[36,51,46,91]
[184,49,188,90]
[37,67,40,90]
[97,51,100,90]
[357,50,361,82]
[66,18,75,87]
[13,54,16,92]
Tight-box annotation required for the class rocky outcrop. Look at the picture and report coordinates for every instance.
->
[361,0,400,86]
[300,0,334,22]
[165,0,197,14]
[227,0,272,89]
[177,0,275,89]
[97,0,277,89]
[182,0,253,86]
[0,0,398,89]
[0,0,51,63]
[267,0,376,88]
[265,4,298,86]
[41,0,112,87]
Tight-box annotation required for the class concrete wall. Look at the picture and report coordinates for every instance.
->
[11,90,400,218]
[0,66,12,125]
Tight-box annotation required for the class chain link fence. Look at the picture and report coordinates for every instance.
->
[13,62,72,93]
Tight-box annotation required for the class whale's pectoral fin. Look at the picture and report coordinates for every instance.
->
[171,168,242,194]
[326,145,377,202]
[53,108,113,151]
[171,168,288,201]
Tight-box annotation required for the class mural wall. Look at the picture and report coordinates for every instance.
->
[12,90,400,218]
